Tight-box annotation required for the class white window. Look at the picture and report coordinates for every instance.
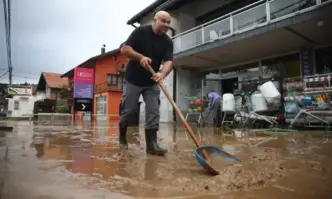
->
[14,100,19,110]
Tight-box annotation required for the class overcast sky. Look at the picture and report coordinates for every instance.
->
[0,0,155,84]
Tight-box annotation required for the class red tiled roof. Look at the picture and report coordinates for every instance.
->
[42,72,69,89]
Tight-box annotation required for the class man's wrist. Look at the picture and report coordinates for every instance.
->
[137,54,144,62]
[160,71,167,77]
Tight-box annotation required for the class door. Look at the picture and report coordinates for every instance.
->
[221,78,238,93]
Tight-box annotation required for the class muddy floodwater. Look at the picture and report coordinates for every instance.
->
[1,121,332,198]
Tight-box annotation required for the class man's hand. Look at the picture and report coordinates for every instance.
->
[140,56,152,69]
[151,72,166,83]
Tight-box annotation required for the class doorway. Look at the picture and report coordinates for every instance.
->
[222,78,238,94]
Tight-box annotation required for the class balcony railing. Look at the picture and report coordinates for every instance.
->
[94,82,124,93]
[173,0,331,54]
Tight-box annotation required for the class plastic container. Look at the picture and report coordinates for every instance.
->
[185,96,206,113]
[259,81,281,103]
[251,93,268,112]
[222,93,235,112]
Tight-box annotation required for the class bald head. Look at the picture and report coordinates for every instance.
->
[154,10,170,20]
[152,10,171,35]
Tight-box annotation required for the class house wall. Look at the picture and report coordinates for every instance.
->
[93,52,128,120]
[176,69,201,111]
[94,52,128,86]
[7,95,36,117]
[93,91,122,120]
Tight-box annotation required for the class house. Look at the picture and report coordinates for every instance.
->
[61,46,128,120]
[6,84,36,117]
[36,72,69,100]
[128,0,332,118]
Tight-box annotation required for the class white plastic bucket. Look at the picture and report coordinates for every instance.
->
[259,81,281,103]
[251,93,268,112]
[222,93,235,112]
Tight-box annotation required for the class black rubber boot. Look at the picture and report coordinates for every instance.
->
[145,129,167,156]
[119,127,128,150]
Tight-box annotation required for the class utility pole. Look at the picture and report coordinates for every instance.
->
[8,0,12,85]
[9,66,12,85]
[3,0,12,84]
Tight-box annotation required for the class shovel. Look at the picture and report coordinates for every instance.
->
[146,65,240,175]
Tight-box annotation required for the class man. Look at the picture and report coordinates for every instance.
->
[119,10,174,156]
[206,91,222,127]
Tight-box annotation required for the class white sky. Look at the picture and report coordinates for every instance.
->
[0,0,155,84]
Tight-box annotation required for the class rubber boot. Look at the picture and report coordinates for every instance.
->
[119,127,128,150]
[145,129,167,156]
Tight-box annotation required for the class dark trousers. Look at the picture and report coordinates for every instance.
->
[119,82,160,130]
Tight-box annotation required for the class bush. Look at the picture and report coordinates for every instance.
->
[55,105,68,113]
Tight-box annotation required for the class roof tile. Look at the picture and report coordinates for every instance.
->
[42,72,68,89]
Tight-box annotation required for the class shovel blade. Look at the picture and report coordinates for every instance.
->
[194,145,240,175]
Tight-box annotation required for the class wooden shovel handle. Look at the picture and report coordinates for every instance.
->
[146,65,202,147]
[147,66,210,162]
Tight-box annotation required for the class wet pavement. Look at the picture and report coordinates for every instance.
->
[1,121,332,198]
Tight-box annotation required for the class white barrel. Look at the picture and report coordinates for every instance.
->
[259,81,281,103]
[251,93,267,112]
[222,93,235,112]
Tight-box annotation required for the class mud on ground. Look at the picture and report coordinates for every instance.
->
[2,123,332,199]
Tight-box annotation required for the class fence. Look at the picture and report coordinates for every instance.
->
[26,113,121,127]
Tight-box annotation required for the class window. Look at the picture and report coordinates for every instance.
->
[107,74,125,90]
[14,100,19,110]
[96,96,107,121]
[107,74,118,85]
[315,46,332,74]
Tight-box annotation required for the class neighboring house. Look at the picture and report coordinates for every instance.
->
[0,83,9,115]
[128,0,332,115]
[6,84,35,117]
[61,46,128,120]
[36,72,69,100]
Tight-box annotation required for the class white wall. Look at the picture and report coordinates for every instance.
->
[159,70,174,123]
[176,69,201,111]
[140,13,154,25]
[36,91,46,101]
[7,95,36,117]
[46,85,51,98]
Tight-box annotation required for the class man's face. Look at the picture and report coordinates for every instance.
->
[155,15,171,34]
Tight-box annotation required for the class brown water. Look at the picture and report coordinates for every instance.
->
[2,122,332,198]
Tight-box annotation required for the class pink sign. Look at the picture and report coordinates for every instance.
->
[74,67,94,84]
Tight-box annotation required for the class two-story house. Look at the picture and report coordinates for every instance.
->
[127,0,332,114]
[61,46,128,121]
[36,72,69,100]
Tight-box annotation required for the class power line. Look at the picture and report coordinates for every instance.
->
[0,71,9,81]
[12,74,39,79]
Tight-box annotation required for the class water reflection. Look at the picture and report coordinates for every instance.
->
[29,124,250,197]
